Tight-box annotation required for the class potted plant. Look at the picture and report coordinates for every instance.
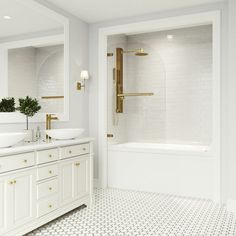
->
[0,97,16,112]
[18,96,41,141]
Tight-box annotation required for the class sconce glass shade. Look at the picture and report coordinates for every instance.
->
[80,70,89,80]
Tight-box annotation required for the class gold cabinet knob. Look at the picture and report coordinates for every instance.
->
[83,148,86,151]
[48,204,52,208]
[49,154,52,158]
[49,170,52,174]
[23,159,28,163]
[49,187,52,191]
[9,180,16,185]
[69,150,72,154]
[75,162,80,166]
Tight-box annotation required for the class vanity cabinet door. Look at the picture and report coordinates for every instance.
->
[74,158,89,199]
[6,169,36,229]
[0,179,7,235]
[60,157,89,206]
[60,159,75,205]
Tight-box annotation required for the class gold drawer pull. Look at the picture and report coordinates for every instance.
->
[75,162,80,166]
[9,180,16,185]
[49,154,52,158]
[48,204,52,208]
[69,150,72,154]
[49,170,52,174]
[23,159,28,163]
[49,187,52,191]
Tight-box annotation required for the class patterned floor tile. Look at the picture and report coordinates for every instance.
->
[26,188,236,236]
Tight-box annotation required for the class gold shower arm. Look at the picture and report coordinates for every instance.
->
[117,93,154,97]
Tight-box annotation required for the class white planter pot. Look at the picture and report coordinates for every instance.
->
[24,129,34,142]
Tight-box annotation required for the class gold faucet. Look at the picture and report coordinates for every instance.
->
[46,114,58,130]
[46,114,58,139]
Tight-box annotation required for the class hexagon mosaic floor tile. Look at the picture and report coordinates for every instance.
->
[26,188,236,236]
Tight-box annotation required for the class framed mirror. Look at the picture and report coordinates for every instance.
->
[0,0,69,123]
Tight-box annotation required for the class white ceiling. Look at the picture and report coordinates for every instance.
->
[0,0,63,39]
[46,0,225,23]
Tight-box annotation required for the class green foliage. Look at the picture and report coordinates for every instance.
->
[18,96,41,117]
[0,97,16,112]
[18,96,41,130]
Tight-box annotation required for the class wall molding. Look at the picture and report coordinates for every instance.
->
[93,178,100,188]
[227,199,236,214]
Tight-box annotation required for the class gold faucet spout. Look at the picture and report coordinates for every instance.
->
[46,114,59,139]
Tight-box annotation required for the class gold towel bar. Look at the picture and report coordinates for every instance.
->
[41,96,64,99]
[117,93,154,97]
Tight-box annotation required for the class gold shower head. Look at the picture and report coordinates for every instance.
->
[135,48,148,56]
[123,48,148,56]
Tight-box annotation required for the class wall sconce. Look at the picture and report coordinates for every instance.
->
[77,70,89,91]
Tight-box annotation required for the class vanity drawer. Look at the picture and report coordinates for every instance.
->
[61,143,89,159]
[36,148,59,165]
[37,194,58,217]
[37,164,58,181]
[37,178,58,200]
[0,152,35,173]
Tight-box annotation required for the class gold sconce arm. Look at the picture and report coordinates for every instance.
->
[77,70,89,91]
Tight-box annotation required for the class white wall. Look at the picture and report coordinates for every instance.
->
[228,0,236,202]
[89,2,229,202]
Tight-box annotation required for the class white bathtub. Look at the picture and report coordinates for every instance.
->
[108,142,217,200]
[109,142,210,153]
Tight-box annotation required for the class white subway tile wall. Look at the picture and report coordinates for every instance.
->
[8,47,38,100]
[36,45,64,113]
[8,45,64,113]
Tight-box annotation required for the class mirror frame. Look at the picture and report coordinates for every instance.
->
[0,0,69,123]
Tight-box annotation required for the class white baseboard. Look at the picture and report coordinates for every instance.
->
[93,178,99,188]
[227,199,236,213]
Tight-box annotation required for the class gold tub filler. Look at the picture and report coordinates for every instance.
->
[110,48,154,113]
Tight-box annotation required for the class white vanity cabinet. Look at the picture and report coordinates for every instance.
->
[6,169,36,230]
[0,178,7,234]
[74,157,89,199]
[0,139,93,236]
[0,168,36,235]
[60,156,89,206]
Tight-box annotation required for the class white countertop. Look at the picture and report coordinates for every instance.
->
[0,137,94,156]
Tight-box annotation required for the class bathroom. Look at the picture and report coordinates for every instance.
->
[0,0,235,235]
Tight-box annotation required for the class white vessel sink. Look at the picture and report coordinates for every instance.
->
[0,132,27,148]
[45,128,84,140]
